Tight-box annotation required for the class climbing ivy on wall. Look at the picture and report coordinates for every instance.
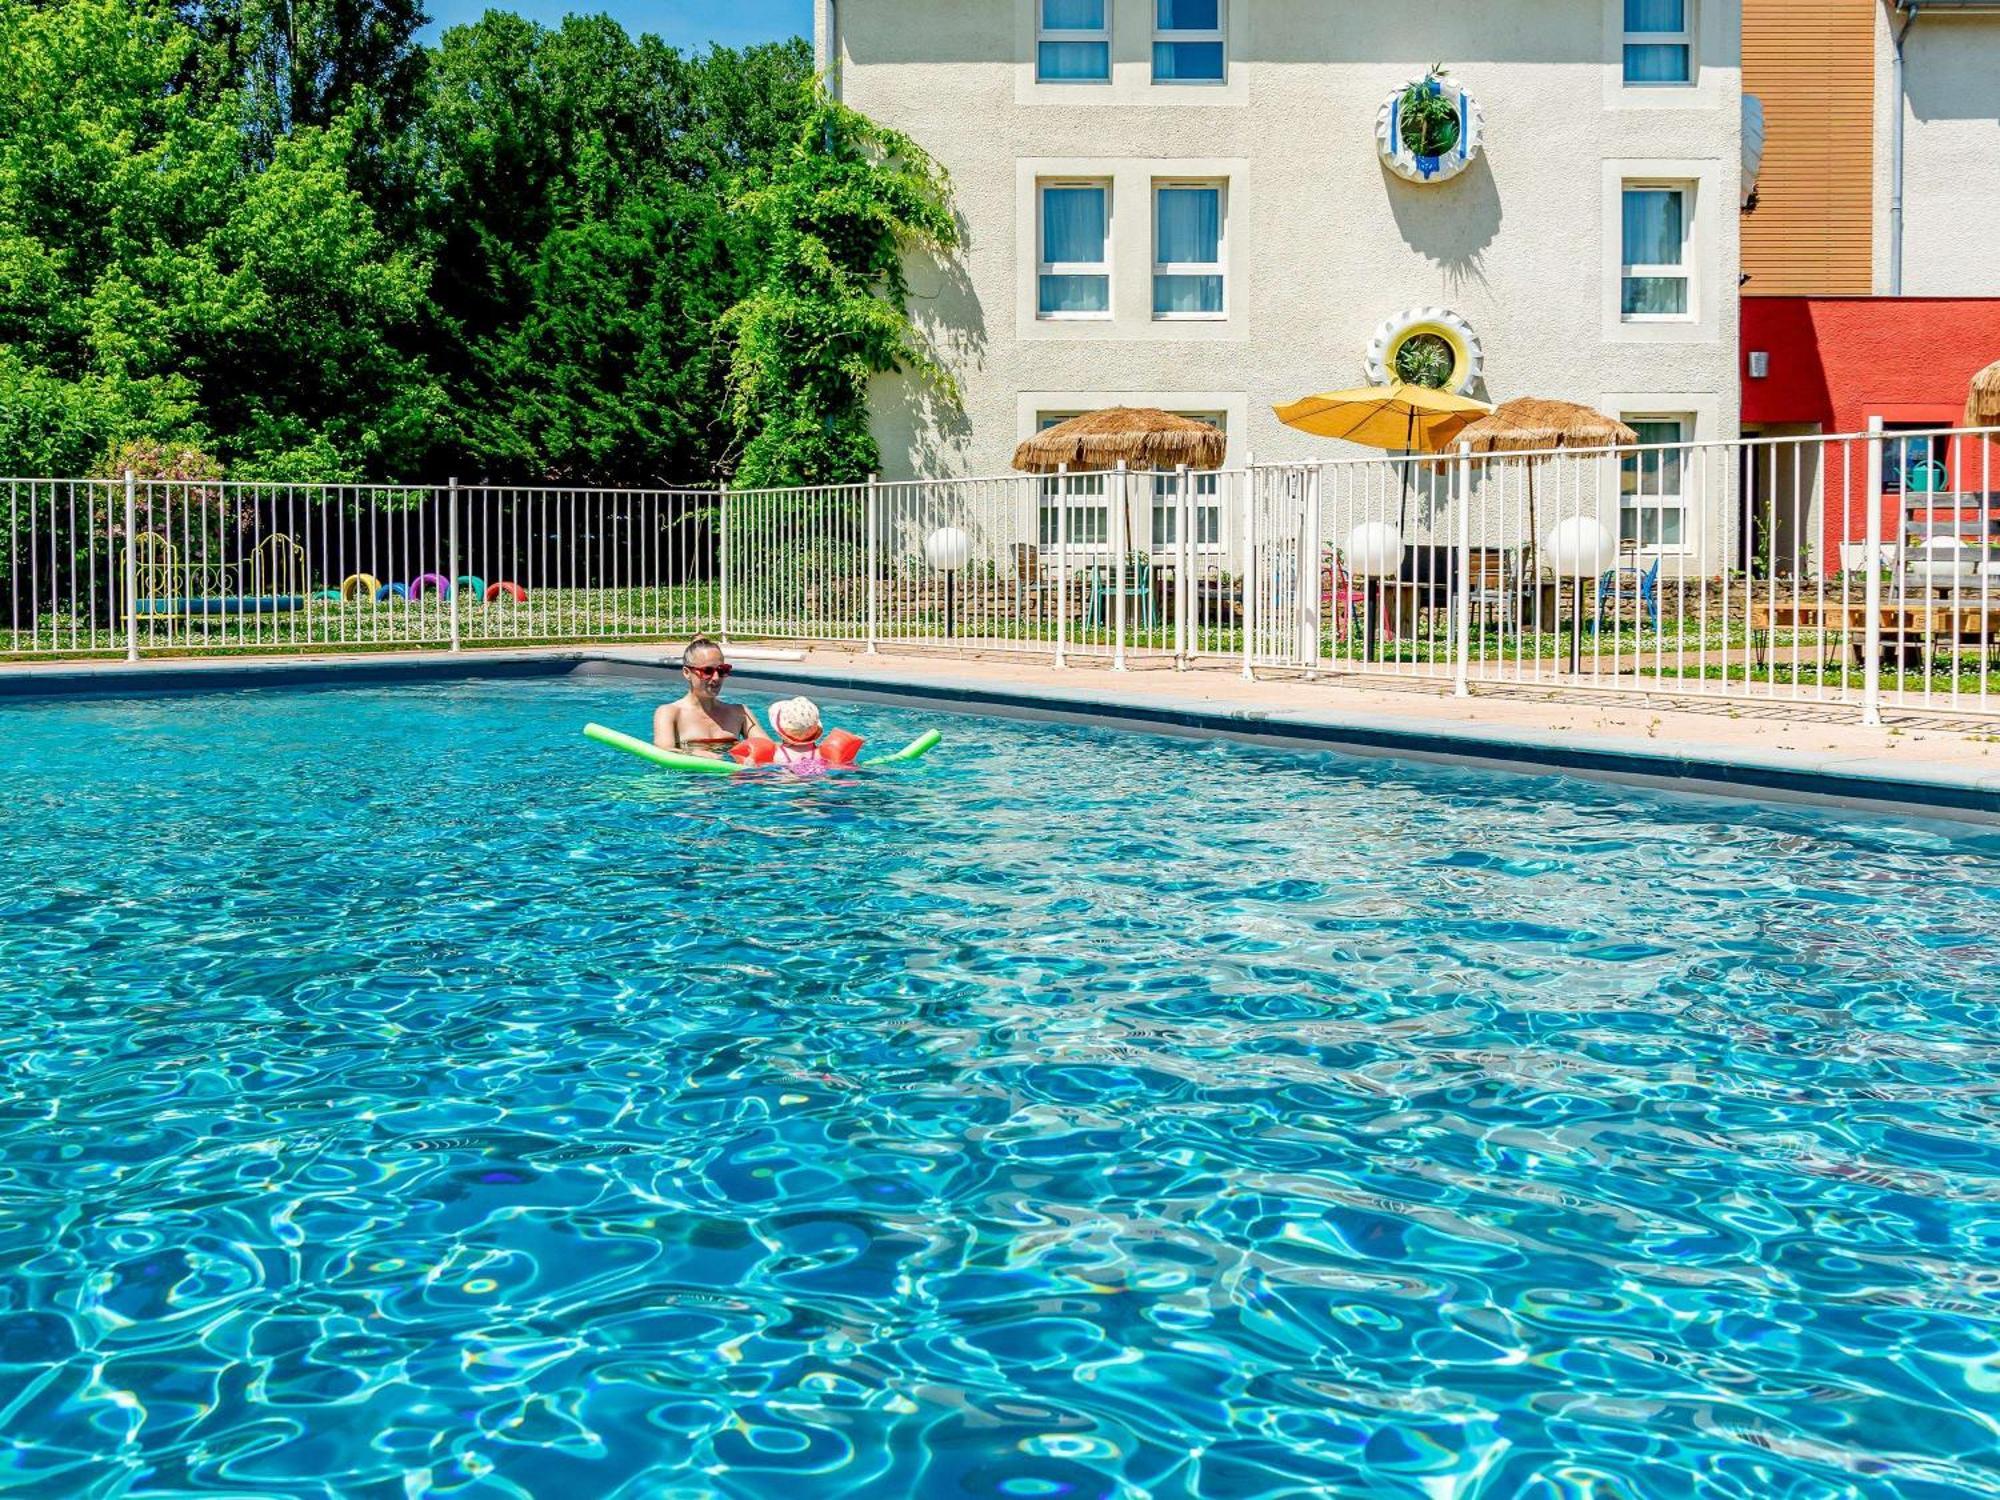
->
[721,94,961,490]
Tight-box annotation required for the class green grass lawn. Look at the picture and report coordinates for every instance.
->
[8,590,1998,705]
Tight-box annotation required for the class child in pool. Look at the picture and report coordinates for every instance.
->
[762,697,864,775]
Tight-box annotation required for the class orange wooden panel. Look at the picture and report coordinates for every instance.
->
[1742,0,1877,296]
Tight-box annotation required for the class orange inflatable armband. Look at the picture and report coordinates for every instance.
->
[730,737,776,766]
[820,729,865,766]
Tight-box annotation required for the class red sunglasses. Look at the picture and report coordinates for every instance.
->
[686,663,733,680]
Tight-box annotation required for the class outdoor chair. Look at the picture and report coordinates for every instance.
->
[1459,547,1515,632]
[1593,552,1661,628]
[1083,552,1156,631]
[1012,542,1063,622]
[1320,550,1366,640]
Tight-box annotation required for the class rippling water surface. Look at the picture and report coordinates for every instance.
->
[2,677,1998,1498]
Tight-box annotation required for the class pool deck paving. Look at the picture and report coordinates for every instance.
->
[5,642,1999,819]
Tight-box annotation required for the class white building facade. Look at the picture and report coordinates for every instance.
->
[1875,0,2000,296]
[816,0,1744,491]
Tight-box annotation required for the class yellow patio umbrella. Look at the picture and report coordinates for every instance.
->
[1275,382,1492,451]
[1277,382,1492,530]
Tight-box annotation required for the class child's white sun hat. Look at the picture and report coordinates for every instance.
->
[769,697,823,742]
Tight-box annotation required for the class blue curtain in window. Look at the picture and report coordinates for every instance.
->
[1622,276,1688,316]
[1043,187,1106,265]
[1040,41,1110,80]
[1155,188,1219,264]
[1155,188,1221,313]
[1624,0,1688,81]
[1622,190,1683,266]
[1157,0,1218,27]
[1624,43,1689,81]
[1154,275,1223,315]
[1044,0,1103,27]
[1154,41,1225,80]
[1625,0,1684,30]
[1039,0,1107,80]
[1623,0,1688,80]
[1624,421,1685,489]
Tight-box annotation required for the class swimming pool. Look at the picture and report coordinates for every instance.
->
[2,674,1997,1497]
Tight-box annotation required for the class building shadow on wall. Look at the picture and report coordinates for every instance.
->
[1383,156,1502,300]
[882,212,988,474]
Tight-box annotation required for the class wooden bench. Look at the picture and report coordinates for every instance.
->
[1752,598,2000,669]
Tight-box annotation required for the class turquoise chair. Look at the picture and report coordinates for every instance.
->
[1084,553,1157,631]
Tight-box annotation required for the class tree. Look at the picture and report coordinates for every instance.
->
[171,0,431,145]
[0,0,442,481]
[721,94,960,489]
[418,18,813,483]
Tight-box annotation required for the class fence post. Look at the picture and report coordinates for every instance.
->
[1175,463,1191,668]
[718,487,731,643]
[1113,461,1129,671]
[1306,465,1324,677]
[1863,418,1885,725]
[123,469,138,663]
[865,474,880,653]
[1454,441,1472,697]
[1054,464,1069,669]
[447,477,462,653]
[1241,461,1256,680]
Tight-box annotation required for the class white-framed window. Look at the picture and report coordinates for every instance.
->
[1150,414,1226,550]
[1621,184,1691,319]
[1154,0,1224,83]
[1623,0,1692,85]
[1621,415,1689,547]
[1038,0,1110,83]
[1038,181,1111,319]
[1035,414,1111,547]
[1153,182,1225,319]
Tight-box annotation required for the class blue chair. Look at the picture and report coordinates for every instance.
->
[1592,555,1660,628]
[1084,553,1157,631]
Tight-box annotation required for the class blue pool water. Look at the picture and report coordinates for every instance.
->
[2,676,1998,1498]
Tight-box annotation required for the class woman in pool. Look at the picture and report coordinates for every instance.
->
[653,637,771,758]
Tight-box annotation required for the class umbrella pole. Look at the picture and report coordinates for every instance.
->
[1398,408,1416,531]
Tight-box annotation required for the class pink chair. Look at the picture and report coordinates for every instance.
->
[1322,551,1366,640]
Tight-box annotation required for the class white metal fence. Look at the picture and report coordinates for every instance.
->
[7,424,1999,722]
[3,478,720,658]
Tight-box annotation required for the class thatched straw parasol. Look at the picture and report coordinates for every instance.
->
[1011,407,1227,474]
[1454,398,1638,573]
[1455,397,1637,455]
[1966,361,2000,430]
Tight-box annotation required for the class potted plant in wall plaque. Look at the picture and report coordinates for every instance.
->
[1401,64,1461,157]
[1376,64,1483,184]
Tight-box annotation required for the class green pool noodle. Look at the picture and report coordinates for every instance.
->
[861,729,942,765]
[586,722,940,774]
[583,722,738,775]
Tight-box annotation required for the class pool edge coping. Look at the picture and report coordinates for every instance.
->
[5,648,1996,823]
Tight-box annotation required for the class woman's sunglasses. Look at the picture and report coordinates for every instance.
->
[686,664,733,680]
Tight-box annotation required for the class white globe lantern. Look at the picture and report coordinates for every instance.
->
[924,526,971,572]
[1544,517,1616,579]
[1345,522,1406,578]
